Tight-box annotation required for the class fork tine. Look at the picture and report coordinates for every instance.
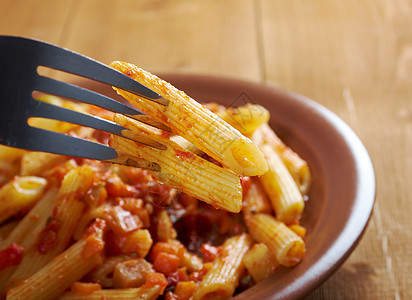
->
[35,75,143,116]
[35,76,171,132]
[15,126,160,171]
[32,38,169,106]
[16,126,118,160]
[29,100,167,150]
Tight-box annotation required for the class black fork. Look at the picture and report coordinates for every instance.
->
[0,35,168,169]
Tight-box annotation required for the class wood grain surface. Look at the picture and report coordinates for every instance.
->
[1,0,411,299]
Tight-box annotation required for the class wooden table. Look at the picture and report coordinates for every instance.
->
[1,0,411,299]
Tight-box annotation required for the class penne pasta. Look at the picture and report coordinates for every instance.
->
[214,103,270,136]
[7,220,105,300]
[259,144,304,224]
[252,123,311,194]
[20,151,67,176]
[242,243,279,282]
[243,177,272,219]
[109,114,243,213]
[6,166,94,288]
[289,223,307,239]
[110,61,268,177]
[246,213,305,267]
[0,187,58,249]
[192,234,253,300]
[0,176,48,224]
[0,188,58,298]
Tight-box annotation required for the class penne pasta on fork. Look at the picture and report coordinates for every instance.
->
[109,61,268,177]
[108,61,270,212]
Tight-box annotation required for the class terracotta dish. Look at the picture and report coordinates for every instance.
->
[82,74,376,300]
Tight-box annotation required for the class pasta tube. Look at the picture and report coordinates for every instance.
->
[253,123,311,194]
[110,61,268,177]
[20,152,67,176]
[0,187,57,248]
[0,188,58,297]
[243,177,272,219]
[246,213,305,267]
[0,176,48,224]
[214,103,270,136]
[242,243,279,282]
[6,166,94,288]
[259,144,304,224]
[110,114,242,213]
[7,220,105,300]
[192,234,252,300]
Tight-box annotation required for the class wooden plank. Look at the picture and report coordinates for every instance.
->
[260,0,412,299]
[0,0,76,44]
[0,0,411,298]
[62,0,260,81]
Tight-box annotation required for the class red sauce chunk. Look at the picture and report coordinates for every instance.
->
[37,218,62,254]
[199,243,220,262]
[153,252,180,276]
[82,235,105,260]
[144,272,168,295]
[0,243,24,271]
[83,218,107,238]
[174,149,195,161]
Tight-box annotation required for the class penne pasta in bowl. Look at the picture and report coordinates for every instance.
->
[0,67,375,300]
